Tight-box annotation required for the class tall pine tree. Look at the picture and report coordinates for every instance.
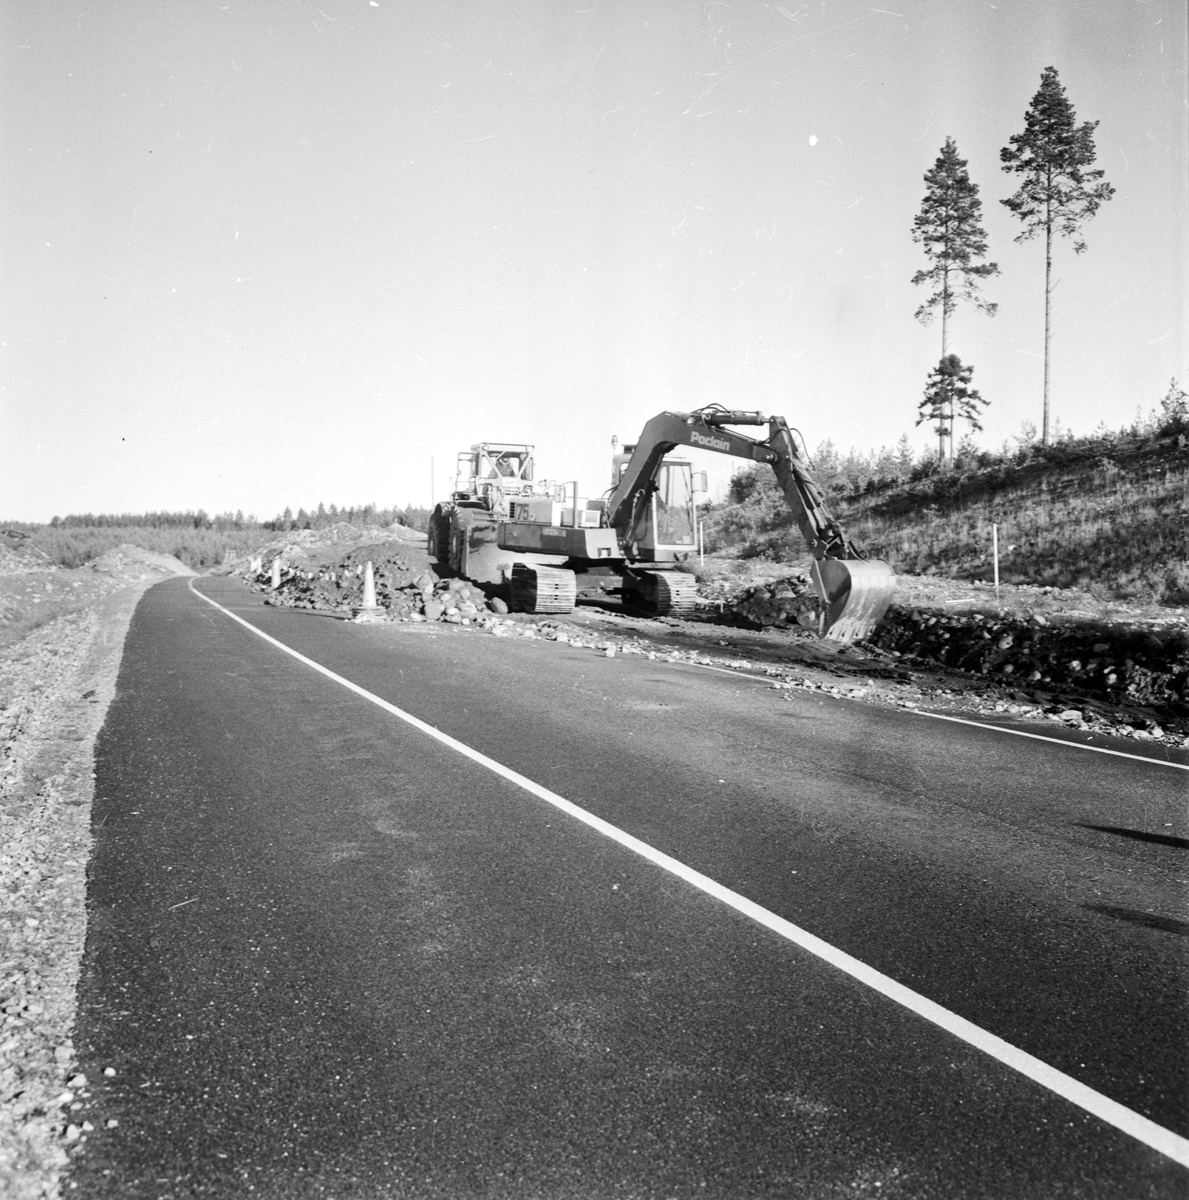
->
[1001,66,1114,445]
[911,137,998,465]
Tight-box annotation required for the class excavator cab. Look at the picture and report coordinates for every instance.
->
[610,443,704,561]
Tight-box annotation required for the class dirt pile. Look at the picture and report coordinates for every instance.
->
[235,522,427,574]
[88,544,197,580]
[712,573,820,630]
[869,606,1189,717]
[0,532,52,576]
[245,538,510,624]
[691,557,1189,725]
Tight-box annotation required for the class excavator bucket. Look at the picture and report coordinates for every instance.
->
[810,558,896,644]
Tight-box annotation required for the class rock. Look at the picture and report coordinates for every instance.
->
[423,600,444,622]
[489,597,509,615]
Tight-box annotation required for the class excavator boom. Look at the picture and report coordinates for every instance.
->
[606,407,895,642]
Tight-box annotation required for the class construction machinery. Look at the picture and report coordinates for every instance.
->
[426,442,551,583]
[429,407,896,642]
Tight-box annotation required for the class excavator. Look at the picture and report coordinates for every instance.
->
[428,406,895,643]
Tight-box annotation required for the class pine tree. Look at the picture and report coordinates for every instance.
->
[894,433,915,480]
[1001,66,1114,445]
[917,355,988,461]
[911,137,998,466]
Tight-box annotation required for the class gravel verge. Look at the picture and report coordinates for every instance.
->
[1,548,193,1200]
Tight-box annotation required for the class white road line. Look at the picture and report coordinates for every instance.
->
[188,580,1189,1168]
[674,658,1188,771]
[906,709,1189,770]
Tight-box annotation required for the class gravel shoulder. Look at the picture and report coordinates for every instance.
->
[1,547,194,1200]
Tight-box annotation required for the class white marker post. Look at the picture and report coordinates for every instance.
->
[992,523,1000,602]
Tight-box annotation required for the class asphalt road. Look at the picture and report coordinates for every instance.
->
[68,576,1188,1198]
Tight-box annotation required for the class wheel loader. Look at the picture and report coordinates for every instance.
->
[429,406,895,643]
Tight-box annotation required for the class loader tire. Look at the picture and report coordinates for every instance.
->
[427,505,451,565]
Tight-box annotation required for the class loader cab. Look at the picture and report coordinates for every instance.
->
[610,441,703,561]
[454,442,536,508]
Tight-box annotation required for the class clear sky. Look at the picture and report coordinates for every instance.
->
[2,0,1185,522]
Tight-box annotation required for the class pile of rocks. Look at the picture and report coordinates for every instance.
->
[0,531,51,576]
[247,546,508,624]
[869,606,1189,716]
[722,573,820,630]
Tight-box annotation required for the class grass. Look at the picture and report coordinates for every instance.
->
[702,434,1189,607]
[846,440,1188,604]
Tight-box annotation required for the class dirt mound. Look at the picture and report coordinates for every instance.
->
[711,572,820,631]
[244,537,509,624]
[0,531,52,575]
[870,606,1189,717]
[89,544,196,579]
[238,523,427,572]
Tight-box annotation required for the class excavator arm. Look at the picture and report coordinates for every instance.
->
[606,407,895,642]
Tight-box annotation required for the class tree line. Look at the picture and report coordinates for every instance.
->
[42,504,432,534]
[911,66,1114,466]
[49,510,257,530]
[263,502,430,532]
